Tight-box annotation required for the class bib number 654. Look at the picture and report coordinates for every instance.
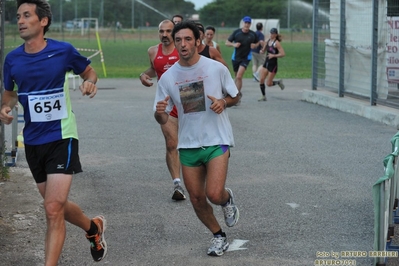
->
[34,100,62,113]
[28,92,68,122]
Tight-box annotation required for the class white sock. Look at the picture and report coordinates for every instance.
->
[173,178,181,185]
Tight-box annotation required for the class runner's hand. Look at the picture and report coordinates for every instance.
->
[156,96,170,114]
[0,105,13,125]
[208,95,225,114]
[140,73,154,87]
[80,80,97,98]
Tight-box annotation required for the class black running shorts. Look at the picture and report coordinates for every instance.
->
[25,138,83,183]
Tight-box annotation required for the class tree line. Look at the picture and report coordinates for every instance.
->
[4,0,316,29]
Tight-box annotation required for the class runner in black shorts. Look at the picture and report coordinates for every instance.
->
[258,28,286,101]
[225,16,259,103]
[0,1,107,264]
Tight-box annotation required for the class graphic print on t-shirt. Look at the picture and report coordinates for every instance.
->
[179,80,205,113]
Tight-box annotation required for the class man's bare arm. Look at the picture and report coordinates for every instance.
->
[140,45,158,87]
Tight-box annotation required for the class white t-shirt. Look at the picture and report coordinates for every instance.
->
[154,56,239,149]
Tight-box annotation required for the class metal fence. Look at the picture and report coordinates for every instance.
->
[312,0,399,109]
[0,0,6,167]
[373,132,399,266]
[0,0,25,167]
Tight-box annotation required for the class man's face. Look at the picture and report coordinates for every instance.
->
[16,3,47,41]
[242,21,251,31]
[174,28,200,61]
[173,17,182,25]
[158,21,174,46]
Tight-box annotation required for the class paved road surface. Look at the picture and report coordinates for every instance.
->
[2,78,398,265]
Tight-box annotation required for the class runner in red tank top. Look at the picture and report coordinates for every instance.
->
[139,20,185,201]
[153,43,179,79]
[153,44,180,118]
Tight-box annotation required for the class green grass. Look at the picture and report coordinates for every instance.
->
[5,34,312,79]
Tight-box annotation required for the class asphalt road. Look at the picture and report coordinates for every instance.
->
[4,78,399,265]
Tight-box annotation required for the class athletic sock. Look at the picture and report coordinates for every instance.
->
[260,84,265,96]
[86,220,98,236]
[213,229,226,238]
[221,196,231,207]
[272,81,278,86]
[173,178,181,185]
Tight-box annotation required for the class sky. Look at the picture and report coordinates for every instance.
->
[189,0,214,10]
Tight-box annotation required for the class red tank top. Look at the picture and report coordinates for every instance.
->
[153,43,179,80]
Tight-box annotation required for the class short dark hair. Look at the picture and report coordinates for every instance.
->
[172,14,183,21]
[256,22,263,31]
[172,20,200,41]
[17,0,52,34]
[205,25,216,33]
[195,22,204,33]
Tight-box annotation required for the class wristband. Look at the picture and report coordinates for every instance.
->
[139,73,145,78]
[221,98,227,109]
[84,79,95,85]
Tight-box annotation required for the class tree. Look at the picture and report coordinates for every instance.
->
[4,0,196,29]
[5,0,317,30]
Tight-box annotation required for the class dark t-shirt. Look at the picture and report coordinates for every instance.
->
[251,30,265,54]
[228,28,259,61]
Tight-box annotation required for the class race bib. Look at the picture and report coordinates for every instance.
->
[28,92,68,122]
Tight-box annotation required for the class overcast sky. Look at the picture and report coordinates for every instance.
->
[189,0,214,10]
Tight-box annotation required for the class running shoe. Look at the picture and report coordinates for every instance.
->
[252,72,260,82]
[222,188,239,227]
[207,235,229,256]
[86,215,107,262]
[172,184,186,200]
[258,96,267,101]
[278,79,285,90]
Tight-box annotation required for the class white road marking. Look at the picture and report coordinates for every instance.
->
[226,239,249,252]
[286,202,300,209]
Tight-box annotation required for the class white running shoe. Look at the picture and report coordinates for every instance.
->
[172,184,186,200]
[207,235,229,256]
[222,188,239,227]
